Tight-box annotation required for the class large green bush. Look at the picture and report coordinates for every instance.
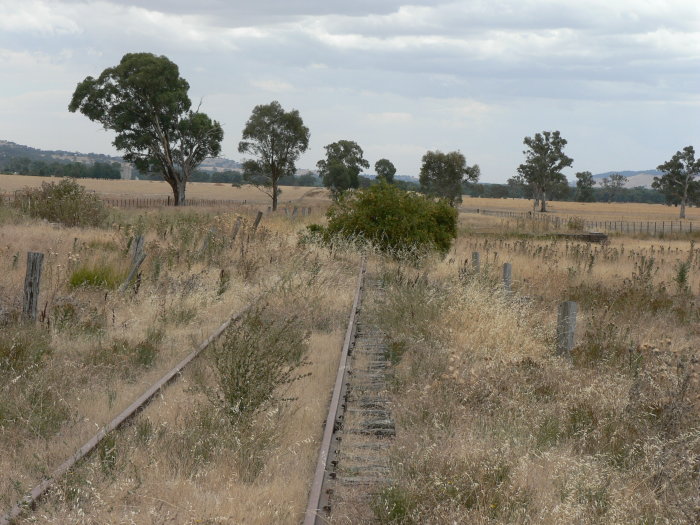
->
[309,182,457,254]
[13,178,108,227]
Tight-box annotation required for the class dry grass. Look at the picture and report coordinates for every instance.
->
[5,187,699,523]
[0,201,359,523]
[0,173,331,207]
[462,196,700,222]
[370,220,700,523]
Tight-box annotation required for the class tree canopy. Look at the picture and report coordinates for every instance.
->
[68,52,223,205]
[599,173,628,202]
[575,171,596,202]
[238,101,310,211]
[653,146,700,219]
[419,150,479,206]
[317,140,370,199]
[374,158,396,184]
[517,130,573,212]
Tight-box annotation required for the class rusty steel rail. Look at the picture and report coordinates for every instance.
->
[303,259,366,525]
[0,284,276,525]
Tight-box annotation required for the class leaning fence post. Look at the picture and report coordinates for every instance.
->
[472,251,480,273]
[23,252,44,321]
[231,216,242,241]
[119,235,146,293]
[252,210,263,235]
[502,262,512,292]
[556,301,578,357]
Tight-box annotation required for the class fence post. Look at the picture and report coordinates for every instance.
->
[472,251,480,273]
[119,235,146,293]
[23,252,44,321]
[502,262,512,292]
[252,210,263,235]
[231,216,242,241]
[556,301,578,357]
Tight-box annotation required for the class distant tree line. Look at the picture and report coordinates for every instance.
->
[138,167,321,187]
[1,156,121,179]
[463,179,667,204]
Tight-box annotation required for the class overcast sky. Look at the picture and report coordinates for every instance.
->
[1,0,699,182]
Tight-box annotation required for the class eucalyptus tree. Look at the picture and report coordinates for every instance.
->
[575,171,595,202]
[238,101,310,211]
[517,130,573,212]
[419,150,479,206]
[317,140,370,199]
[653,146,700,219]
[374,158,397,183]
[69,52,223,205]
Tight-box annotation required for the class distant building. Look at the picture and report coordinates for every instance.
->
[120,163,133,180]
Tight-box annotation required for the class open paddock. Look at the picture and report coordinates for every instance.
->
[0,174,331,208]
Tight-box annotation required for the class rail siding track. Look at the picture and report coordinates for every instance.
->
[304,264,395,524]
[0,284,276,525]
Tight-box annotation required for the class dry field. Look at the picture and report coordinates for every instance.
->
[462,195,700,222]
[0,200,359,523]
[371,212,700,524]
[3,184,700,524]
[0,173,330,207]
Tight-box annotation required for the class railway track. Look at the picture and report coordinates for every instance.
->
[304,263,395,524]
[0,282,275,525]
[2,260,394,524]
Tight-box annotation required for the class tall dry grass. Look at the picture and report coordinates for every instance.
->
[369,220,700,523]
[0,202,359,523]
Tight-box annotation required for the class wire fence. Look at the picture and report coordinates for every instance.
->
[100,196,247,208]
[461,207,698,235]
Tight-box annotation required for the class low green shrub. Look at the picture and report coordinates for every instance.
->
[13,178,108,227]
[210,306,310,424]
[307,182,458,255]
[69,262,125,289]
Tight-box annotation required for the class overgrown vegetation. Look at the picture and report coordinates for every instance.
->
[0,197,357,521]
[370,222,700,523]
[308,182,457,254]
[210,306,310,424]
[12,178,108,227]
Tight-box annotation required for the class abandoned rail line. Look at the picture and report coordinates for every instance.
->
[2,260,394,525]
[304,261,395,524]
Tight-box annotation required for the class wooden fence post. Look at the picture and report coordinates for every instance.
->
[556,301,578,357]
[23,252,44,321]
[252,211,263,235]
[472,251,480,273]
[119,235,146,293]
[231,217,242,241]
[502,262,512,292]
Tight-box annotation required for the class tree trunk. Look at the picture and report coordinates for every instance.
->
[540,192,547,212]
[272,181,278,211]
[533,192,539,211]
[680,199,686,219]
[169,178,186,206]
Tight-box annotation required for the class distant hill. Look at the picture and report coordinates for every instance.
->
[0,139,245,175]
[592,169,662,189]
[0,139,122,165]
